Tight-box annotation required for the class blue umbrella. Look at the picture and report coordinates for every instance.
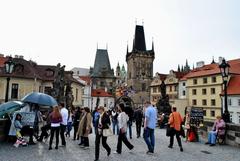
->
[0,101,25,118]
[21,92,58,107]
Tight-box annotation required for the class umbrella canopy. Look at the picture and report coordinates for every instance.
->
[21,92,58,107]
[0,101,25,118]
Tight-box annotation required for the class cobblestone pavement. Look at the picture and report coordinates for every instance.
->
[0,126,240,161]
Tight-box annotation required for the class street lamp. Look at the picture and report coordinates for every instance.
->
[4,56,15,102]
[219,58,230,123]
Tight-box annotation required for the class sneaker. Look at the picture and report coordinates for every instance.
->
[83,146,89,150]
[13,143,19,148]
[180,147,183,152]
[80,145,85,148]
[146,151,154,155]
[55,146,58,150]
[113,151,121,154]
[210,144,215,146]
[168,145,173,149]
[49,147,52,150]
[205,142,210,145]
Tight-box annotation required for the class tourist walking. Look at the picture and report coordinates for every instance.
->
[168,107,183,152]
[94,106,111,161]
[134,107,143,138]
[143,101,157,154]
[49,106,62,150]
[77,107,92,149]
[73,106,82,140]
[92,107,100,134]
[65,109,73,137]
[59,102,68,147]
[111,108,119,135]
[114,103,134,154]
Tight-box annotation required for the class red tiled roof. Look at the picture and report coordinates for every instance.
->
[222,75,240,95]
[184,58,240,78]
[91,89,113,97]
[0,56,7,67]
[80,76,91,85]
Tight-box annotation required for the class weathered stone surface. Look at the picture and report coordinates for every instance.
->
[0,125,240,161]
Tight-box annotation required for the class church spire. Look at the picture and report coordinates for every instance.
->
[178,64,180,72]
[132,25,146,51]
[211,56,216,64]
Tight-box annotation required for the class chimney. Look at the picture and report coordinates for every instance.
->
[14,55,19,58]
[196,61,205,68]
[218,57,223,64]
[19,55,24,59]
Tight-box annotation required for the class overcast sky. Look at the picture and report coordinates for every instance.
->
[0,0,239,74]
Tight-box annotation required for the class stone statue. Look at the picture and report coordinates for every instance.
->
[65,80,73,109]
[160,80,166,97]
[51,63,65,104]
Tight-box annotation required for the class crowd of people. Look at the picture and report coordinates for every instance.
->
[11,100,226,161]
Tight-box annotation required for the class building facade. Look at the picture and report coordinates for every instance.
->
[0,55,84,106]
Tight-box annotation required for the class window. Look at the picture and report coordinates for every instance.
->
[228,99,232,106]
[75,88,78,101]
[211,110,215,117]
[202,89,207,95]
[153,87,157,93]
[193,79,198,85]
[100,81,104,87]
[211,99,216,106]
[230,112,233,123]
[203,110,206,116]
[212,77,216,83]
[238,99,240,106]
[192,89,197,95]
[174,85,177,91]
[183,82,186,86]
[238,113,240,124]
[44,86,52,95]
[11,84,19,99]
[192,99,197,105]
[211,88,216,94]
[202,99,207,106]
[203,78,208,84]
[169,86,172,92]
[142,83,146,91]
[182,90,186,96]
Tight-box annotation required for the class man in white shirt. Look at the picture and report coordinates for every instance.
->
[59,102,68,146]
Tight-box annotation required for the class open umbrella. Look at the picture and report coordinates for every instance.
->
[0,101,25,118]
[21,92,58,107]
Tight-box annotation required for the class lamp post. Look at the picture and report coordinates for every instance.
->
[219,58,230,123]
[4,56,15,102]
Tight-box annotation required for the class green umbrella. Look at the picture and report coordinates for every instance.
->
[0,101,25,118]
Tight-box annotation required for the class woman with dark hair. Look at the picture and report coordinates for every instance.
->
[94,106,111,161]
[114,103,134,154]
[78,107,92,149]
[49,106,62,150]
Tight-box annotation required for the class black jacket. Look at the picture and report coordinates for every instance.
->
[96,112,111,130]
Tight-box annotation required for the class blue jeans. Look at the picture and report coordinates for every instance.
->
[127,121,132,138]
[112,120,119,135]
[143,127,155,152]
[208,131,217,144]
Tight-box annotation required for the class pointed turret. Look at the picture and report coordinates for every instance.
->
[152,38,154,52]
[91,49,114,78]
[178,65,180,72]
[211,56,216,64]
[132,25,146,51]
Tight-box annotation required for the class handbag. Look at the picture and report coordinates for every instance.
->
[102,128,113,137]
[180,125,185,138]
[166,124,175,137]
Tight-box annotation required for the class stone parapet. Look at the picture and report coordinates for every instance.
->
[200,121,240,147]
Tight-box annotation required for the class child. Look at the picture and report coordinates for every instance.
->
[14,113,27,147]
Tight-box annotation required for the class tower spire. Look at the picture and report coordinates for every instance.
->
[152,37,154,52]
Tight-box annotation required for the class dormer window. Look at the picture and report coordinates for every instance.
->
[45,69,54,77]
